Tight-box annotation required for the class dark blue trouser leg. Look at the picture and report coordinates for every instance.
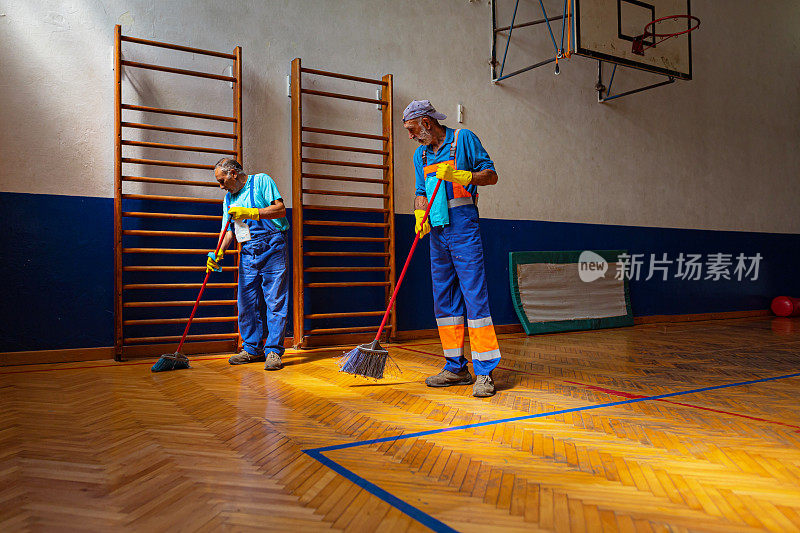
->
[238,246,264,356]
[261,234,288,356]
[237,233,289,356]
[430,226,468,374]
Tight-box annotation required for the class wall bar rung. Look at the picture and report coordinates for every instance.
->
[123,248,238,255]
[301,88,387,106]
[303,188,389,199]
[123,230,218,238]
[304,267,389,273]
[121,104,236,123]
[302,142,388,156]
[302,157,388,170]
[300,67,388,86]
[122,193,221,204]
[123,211,222,220]
[305,282,390,288]
[122,176,219,187]
[305,311,386,319]
[124,300,236,308]
[124,282,238,290]
[306,325,389,335]
[301,173,388,185]
[121,60,236,82]
[122,157,214,170]
[124,266,236,272]
[124,333,239,344]
[302,127,387,141]
[120,35,236,59]
[304,220,389,228]
[303,205,389,214]
[121,122,237,139]
[122,140,236,156]
[303,236,389,243]
[124,316,237,326]
[303,251,389,257]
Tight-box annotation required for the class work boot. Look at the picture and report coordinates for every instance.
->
[264,351,283,371]
[473,373,496,397]
[425,368,474,387]
[228,349,265,365]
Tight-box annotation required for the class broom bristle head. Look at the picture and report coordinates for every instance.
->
[151,352,191,372]
[339,339,393,379]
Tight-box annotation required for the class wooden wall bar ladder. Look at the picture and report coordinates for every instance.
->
[290,58,396,348]
[114,25,243,360]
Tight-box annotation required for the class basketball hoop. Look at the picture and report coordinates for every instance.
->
[632,14,700,56]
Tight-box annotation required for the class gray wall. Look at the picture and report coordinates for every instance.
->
[1,0,798,232]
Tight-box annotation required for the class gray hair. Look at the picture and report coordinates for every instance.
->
[214,158,243,174]
[416,116,441,128]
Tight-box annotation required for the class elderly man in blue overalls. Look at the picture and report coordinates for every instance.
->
[403,100,502,397]
[206,158,289,371]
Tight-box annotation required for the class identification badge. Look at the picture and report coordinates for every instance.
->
[233,219,252,243]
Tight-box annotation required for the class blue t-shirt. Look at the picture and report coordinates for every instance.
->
[222,173,289,232]
[413,128,495,227]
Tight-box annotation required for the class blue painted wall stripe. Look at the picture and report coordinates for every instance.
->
[2,190,800,352]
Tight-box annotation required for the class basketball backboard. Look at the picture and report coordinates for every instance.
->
[574,0,693,79]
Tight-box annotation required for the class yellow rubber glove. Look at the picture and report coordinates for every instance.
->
[206,251,223,273]
[228,206,260,220]
[414,209,431,238]
[436,164,472,186]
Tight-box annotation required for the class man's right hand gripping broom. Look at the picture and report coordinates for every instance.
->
[414,209,431,238]
[206,250,223,273]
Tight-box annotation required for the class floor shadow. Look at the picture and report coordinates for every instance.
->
[346,380,418,388]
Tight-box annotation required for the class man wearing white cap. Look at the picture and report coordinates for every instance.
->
[403,100,501,397]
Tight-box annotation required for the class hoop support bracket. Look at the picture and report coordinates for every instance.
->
[596,61,675,103]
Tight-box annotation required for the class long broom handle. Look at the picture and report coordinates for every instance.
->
[373,179,444,342]
[176,217,233,353]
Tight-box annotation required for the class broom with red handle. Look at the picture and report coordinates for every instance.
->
[340,179,444,378]
[151,217,233,372]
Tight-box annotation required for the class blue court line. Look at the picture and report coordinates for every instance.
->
[302,371,800,532]
[305,449,460,533]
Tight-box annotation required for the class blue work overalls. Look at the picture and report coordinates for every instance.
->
[421,130,501,376]
[233,179,288,357]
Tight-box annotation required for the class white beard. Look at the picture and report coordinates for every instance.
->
[416,124,433,145]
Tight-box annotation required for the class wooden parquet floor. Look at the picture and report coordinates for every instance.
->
[2,316,800,532]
